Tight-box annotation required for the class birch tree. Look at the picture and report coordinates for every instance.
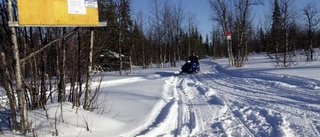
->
[149,0,165,68]
[233,0,263,67]
[279,0,296,67]
[0,1,19,131]
[171,1,185,66]
[302,3,320,61]
[58,28,66,102]
[8,0,29,134]
[271,0,281,64]
[83,29,94,110]
[209,0,262,67]
[209,0,234,66]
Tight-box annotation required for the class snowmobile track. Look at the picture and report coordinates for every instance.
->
[190,74,256,136]
[135,62,320,136]
[193,65,320,136]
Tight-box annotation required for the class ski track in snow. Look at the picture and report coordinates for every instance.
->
[136,61,320,137]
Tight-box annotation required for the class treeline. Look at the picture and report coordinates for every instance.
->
[209,0,320,67]
[0,0,319,135]
[95,0,207,72]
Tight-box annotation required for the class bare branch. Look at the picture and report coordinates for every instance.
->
[20,27,79,65]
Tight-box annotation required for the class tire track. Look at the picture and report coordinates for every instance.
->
[194,63,320,136]
[197,72,295,136]
[174,77,196,137]
[180,75,231,136]
[135,76,198,137]
[135,100,175,136]
[192,73,256,137]
[135,76,179,136]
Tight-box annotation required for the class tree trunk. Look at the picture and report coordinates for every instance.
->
[310,42,314,61]
[227,39,234,67]
[173,41,176,67]
[76,31,82,107]
[119,26,123,75]
[142,41,146,69]
[0,53,19,131]
[284,30,289,67]
[8,0,29,133]
[159,40,163,68]
[84,29,94,110]
[39,28,46,109]
[129,43,135,74]
[58,28,66,102]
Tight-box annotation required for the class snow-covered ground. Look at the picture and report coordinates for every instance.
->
[2,53,320,137]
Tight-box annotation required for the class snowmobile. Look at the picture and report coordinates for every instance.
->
[179,59,200,74]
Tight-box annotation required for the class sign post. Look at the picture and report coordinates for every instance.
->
[224,31,232,40]
[224,30,233,66]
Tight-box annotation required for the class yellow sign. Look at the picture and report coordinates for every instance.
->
[18,0,99,26]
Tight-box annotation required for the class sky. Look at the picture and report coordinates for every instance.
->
[2,49,320,136]
[131,0,320,37]
[1,0,318,36]
[131,0,212,37]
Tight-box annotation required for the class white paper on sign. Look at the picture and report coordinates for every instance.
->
[85,0,98,8]
[68,0,86,14]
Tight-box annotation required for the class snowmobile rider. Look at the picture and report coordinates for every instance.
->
[189,51,199,65]
[180,51,200,74]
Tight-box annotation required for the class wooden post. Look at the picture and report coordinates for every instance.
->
[8,0,29,134]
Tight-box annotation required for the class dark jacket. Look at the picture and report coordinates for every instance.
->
[189,55,199,65]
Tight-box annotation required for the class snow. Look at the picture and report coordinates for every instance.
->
[2,52,320,137]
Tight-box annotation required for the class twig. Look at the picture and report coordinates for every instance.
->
[20,27,80,65]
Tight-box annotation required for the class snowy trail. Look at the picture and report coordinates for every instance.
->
[194,63,320,136]
[136,60,320,137]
